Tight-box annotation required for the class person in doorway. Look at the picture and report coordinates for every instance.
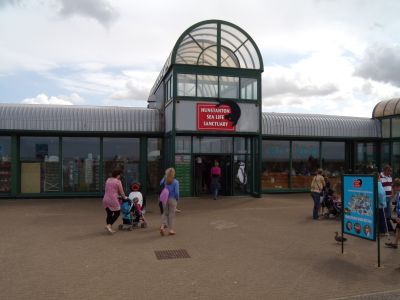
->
[102,169,128,234]
[210,160,222,200]
[310,169,325,220]
[159,168,180,236]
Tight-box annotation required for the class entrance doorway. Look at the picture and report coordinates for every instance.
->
[193,155,232,196]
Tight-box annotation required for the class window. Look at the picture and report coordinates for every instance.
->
[197,75,218,98]
[0,136,11,193]
[292,141,320,189]
[62,137,100,192]
[382,119,390,138]
[355,142,377,174]
[219,76,239,99]
[241,78,257,100]
[193,137,232,153]
[175,136,191,153]
[177,74,196,97]
[148,138,162,193]
[261,140,289,189]
[392,117,400,137]
[393,142,400,178]
[321,142,345,189]
[380,142,390,169]
[103,138,140,192]
[20,137,59,193]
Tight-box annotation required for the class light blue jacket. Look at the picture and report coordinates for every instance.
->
[378,181,386,208]
[160,178,180,201]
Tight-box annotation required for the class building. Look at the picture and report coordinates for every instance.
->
[0,20,398,198]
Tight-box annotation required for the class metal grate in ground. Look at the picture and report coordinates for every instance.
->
[155,249,191,260]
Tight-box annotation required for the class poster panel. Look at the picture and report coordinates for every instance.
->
[197,103,235,131]
[343,175,376,241]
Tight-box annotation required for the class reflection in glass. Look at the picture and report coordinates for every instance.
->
[148,138,162,194]
[321,142,345,189]
[355,142,377,174]
[0,136,11,193]
[292,141,320,189]
[261,140,289,189]
[20,137,59,193]
[380,142,390,170]
[177,74,196,97]
[62,137,100,192]
[219,76,239,99]
[103,138,140,192]
[193,137,232,153]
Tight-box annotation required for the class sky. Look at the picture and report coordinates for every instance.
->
[1,0,400,118]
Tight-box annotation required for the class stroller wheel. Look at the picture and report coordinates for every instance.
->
[128,227,133,231]
[141,223,147,228]
[118,224,123,230]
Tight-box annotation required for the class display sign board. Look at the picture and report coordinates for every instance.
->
[197,103,235,131]
[343,175,376,241]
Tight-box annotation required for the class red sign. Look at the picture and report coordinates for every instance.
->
[197,103,235,131]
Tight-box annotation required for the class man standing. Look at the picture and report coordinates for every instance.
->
[379,165,393,232]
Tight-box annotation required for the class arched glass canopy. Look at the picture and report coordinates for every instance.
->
[149,20,263,97]
[372,98,400,118]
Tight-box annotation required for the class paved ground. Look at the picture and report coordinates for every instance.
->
[0,194,399,300]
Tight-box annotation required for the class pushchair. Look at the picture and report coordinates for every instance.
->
[118,199,147,231]
[322,188,342,218]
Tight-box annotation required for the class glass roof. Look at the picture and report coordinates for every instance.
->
[373,98,400,118]
[174,21,262,69]
[149,20,263,97]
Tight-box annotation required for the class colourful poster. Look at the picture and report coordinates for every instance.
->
[197,103,235,131]
[343,175,376,241]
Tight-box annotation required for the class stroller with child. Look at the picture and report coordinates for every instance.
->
[321,187,342,218]
[118,197,147,231]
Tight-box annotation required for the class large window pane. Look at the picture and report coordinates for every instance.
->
[103,138,140,192]
[148,138,162,194]
[177,74,196,97]
[355,142,377,174]
[0,136,11,193]
[234,137,250,154]
[241,78,257,100]
[380,142,390,169]
[261,140,289,189]
[20,137,59,193]
[62,137,100,192]
[197,75,218,98]
[392,117,400,137]
[382,119,390,138]
[193,136,232,153]
[292,141,320,189]
[219,76,239,99]
[393,142,400,178]
[321,142,345,189]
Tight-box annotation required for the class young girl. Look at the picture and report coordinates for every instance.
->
[159,168,179,236]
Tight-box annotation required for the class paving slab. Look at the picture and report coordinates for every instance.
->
[0,194,399,300]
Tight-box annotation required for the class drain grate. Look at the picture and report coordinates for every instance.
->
[155,249,191,260]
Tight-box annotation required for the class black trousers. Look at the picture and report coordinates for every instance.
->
[106,208,120,225]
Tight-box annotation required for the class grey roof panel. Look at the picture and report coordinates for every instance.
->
[0,104,162,133]
[262,112,381,138]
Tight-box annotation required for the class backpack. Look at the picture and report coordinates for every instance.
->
[159,184,169,204]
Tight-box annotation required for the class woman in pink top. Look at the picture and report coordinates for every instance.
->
[102,169,127,234]
[210,161,221,200]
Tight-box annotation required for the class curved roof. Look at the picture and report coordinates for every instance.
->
[372,98,400,118]
[262,113,381,138]
[0,104,162,133]
[149,20,263,97]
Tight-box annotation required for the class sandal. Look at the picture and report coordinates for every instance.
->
[385,242,398,249]
[168,230,175,236]
[160,226,165,236]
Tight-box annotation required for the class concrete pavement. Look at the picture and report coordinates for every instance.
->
[0,194,399,299]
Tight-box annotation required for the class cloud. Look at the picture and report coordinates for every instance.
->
[58,0,118,28]
[354,44,400,87]
[21,93,83,105]
[110,79,151,101]
[0,0,21,8]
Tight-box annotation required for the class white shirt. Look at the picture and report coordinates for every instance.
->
[128,191,143,208]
